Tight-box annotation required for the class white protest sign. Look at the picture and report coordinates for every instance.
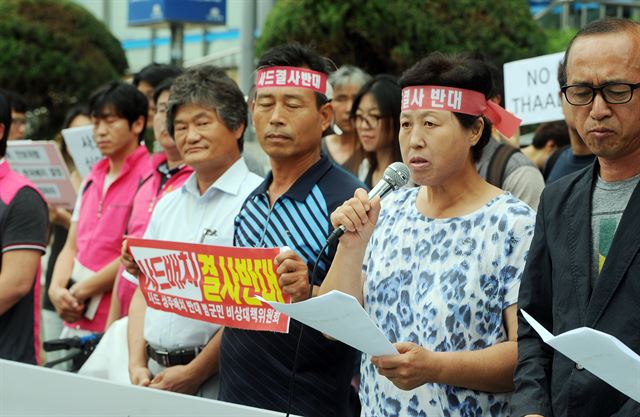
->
[1,359,301,417]
[504,52,564,126]
[62,125,103,178]
[5,140,76,210]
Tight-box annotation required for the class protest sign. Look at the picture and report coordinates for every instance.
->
[127,238,291,333]
[5,140,76,210]
[504,52,564,126]
[62,125,103,178]
[2,359,300,417]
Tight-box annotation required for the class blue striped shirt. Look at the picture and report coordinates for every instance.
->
[219,154,365,417]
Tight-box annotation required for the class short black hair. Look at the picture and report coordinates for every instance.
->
[484,59,504,106]
[88,81,148,141]
[133,63,183,88]
[256,42,332,108]
[0,92,11,157]
[399,52,494,162]
[532,120,570,149]
[167,66,247,152]
[153,78,175,105]
[6,91,27,113]
[561,18,640,86]
[63,105,90,129]
[350,74,403,170]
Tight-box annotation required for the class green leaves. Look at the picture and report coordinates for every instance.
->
[0,0,127,140]
[257,0,547,76]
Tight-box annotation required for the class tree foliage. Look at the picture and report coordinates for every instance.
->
[257,0,547,76]
[0,0,128,139]
[545,28,578,53]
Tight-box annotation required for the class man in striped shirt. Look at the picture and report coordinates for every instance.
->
[218,43,364,416]
[0,91,48,364]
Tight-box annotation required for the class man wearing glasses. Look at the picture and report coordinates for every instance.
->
[513,18,640,417]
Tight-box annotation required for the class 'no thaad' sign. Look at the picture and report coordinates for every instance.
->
[504,52,564,126]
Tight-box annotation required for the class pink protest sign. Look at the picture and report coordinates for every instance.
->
[5,140,76,210]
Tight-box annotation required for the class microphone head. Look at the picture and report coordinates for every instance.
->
[384,162,411,190]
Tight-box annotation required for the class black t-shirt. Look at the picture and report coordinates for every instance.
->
[0,186,48,364]
[546,147,596,184]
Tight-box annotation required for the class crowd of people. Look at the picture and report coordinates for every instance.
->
[1,16,639,417]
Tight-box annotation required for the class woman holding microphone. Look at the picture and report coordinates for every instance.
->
[320,52,535,417]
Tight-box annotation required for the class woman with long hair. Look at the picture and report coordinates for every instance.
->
[352,74,403,188]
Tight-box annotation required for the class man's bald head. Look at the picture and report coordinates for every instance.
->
[559,18,640,87]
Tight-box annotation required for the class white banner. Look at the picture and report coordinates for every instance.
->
[0,359,300,416]
[62,125,103,178]
[504,52,565,126]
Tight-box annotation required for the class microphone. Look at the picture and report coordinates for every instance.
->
[327,162,411,244]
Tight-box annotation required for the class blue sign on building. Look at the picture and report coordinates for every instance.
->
[128,0,226,26]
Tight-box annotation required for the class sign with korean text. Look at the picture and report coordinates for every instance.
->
[401,86,467,112]
[255,66,328,95]
[128,238,291,333]
[62,125,103,178]
[5,140,76,210]
[504,52,564,126]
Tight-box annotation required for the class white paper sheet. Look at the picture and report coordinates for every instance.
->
[62,125,103,178]
[258,290,398,356]
[522,310,640,402]
[72,259,102,320]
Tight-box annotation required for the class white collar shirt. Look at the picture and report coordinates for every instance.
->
[142,158,263,349]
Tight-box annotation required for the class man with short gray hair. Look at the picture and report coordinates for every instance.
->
[513,18,640,417]
[125,65,262,398]
[324,65,371,174]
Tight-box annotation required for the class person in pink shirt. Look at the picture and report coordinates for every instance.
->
[106,78,193,328]
[49,81,153,354]
[0,92,48,365]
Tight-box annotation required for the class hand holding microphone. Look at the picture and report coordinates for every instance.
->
[328,162,410,246]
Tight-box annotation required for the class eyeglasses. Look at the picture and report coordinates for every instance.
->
[352,114,383,129]
[561,82,640,106]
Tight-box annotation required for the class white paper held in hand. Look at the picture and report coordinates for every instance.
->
[256,290,398,356]
[521,309,640,402]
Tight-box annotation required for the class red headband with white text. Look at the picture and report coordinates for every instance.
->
[401,86,522,138]
[255,66,330,96]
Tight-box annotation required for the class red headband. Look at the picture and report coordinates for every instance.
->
[401,86,522,138]
[255,66,329,96]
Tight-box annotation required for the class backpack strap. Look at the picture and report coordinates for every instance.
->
[486,143,519,188]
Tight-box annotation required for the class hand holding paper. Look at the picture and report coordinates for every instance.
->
[371,342,440,390]
[522,309,640,402]
[258,290,398,356]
